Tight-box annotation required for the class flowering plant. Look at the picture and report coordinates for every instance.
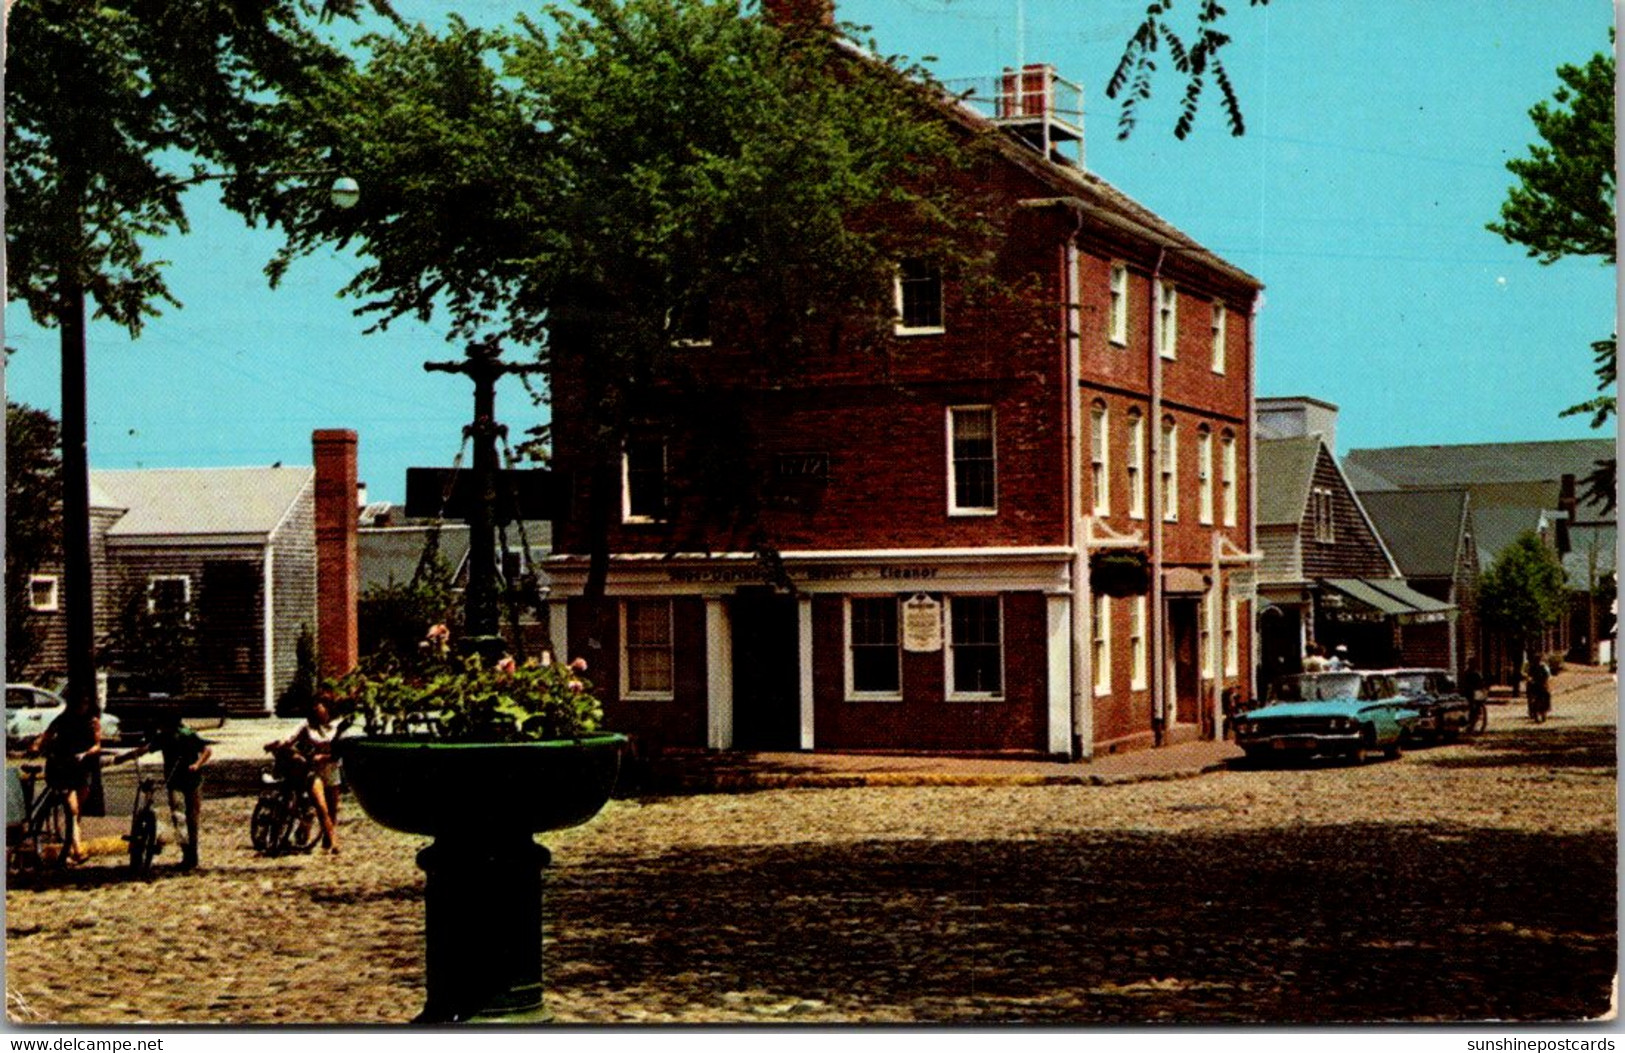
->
[328,626,606,742]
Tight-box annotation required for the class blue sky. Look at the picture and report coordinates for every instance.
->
[3,0,1616,504]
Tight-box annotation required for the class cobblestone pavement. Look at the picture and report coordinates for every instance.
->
[6,674,1616,1025]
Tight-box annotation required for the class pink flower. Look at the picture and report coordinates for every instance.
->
[426,624,451,643]
[570,658,588,672]
[495,656,517,676]
[567,680,584,694]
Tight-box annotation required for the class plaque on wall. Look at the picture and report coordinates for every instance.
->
[902,593,943,653]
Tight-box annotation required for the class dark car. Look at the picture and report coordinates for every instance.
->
[1384,668,1471,742]
[102,672,226,741]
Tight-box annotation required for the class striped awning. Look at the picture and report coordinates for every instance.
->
[1319,578,1454,624]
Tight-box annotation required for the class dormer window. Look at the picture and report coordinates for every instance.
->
[895,259,944,334]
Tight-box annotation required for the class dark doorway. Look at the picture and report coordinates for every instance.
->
[1258,604,1303,698]
[731,589,800,751]
[1168,598,1200,726]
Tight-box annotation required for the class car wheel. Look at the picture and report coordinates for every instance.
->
[1382,741,1403,760]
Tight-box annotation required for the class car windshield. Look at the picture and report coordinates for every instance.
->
[1393,674,1429,694]
[1270,673,1364,701]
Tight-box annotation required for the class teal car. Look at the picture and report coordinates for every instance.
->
[1233,672,1419,764]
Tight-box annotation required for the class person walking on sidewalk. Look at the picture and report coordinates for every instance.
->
[113,715,213,870]
[1527,655,1552,723]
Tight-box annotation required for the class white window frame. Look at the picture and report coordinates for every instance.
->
[1130,595,1148,690]
[1225,591,1240,677]
[1161,418,1179,523]
[1092,593,1112,696]
[1210,301,1227,374]
[622,438,668,524]
[1221,432,1238,527]
[947,406,997,516]
[1090,402,1110,516]
[1197,427,1214,526]
[621,599,676,700]
[1127,410,1146,521]
[669,295,712,348]
[946,594,1004,701]
[1156,279,1179,359]
[895,258,945,336]
[1313,487,1337,543]
[1108,263,1129,346]
[28,574,59,613]
[146,574,191,615]
[845,596,903,701]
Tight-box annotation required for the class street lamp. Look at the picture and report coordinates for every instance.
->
[56,172,359,713]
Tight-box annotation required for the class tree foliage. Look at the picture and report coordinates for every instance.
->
[5,402,63,680]
[1476,531,1569,650]
[4,0,396,337]
[1489,43,1617,509]
[1107,0,1272,140]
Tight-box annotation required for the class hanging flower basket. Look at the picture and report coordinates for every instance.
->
[1090,549,1152,598]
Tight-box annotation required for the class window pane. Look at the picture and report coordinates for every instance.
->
[952,409,995,510]
[899,259,943,329]
[951,597,1002,694]
[626,600,674,694]
[625,440,666,519]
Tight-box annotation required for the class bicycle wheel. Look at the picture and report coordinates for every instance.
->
[37,795,71,868]
[250,795,289,854]
[288,793,322,852]
[128,807,158,878]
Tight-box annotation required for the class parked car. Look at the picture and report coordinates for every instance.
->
[102,672,226,741]
[1232,671,1419,764]
[1385,668,1470,743]
[5,684,121,750]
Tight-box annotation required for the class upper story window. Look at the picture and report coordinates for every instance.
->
[948,595,1003,698]
[1156,279,1178,359]
[847,597,902,699]
[1126,409,1146,520]
[670,294,711,346]
[622,599,675,699]
[1312,486,1337,543]
[1224,589,1240,676]
[28,575,58,613]
[1108,263,1129,345]
[895,258,945,335]
[1199,598,1214,680]
[1210,301,1227,374]
[147,575,191,617]
[948,406,997,515]
[1160,416,1179,522]
[1090,401,1109,516]
[622,438,668,523]
[1197,426,1214,525]
[1130,595,1148,689]
[1221,430,1238,527]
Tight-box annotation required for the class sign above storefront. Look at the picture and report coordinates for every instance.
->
[903,593,944,652]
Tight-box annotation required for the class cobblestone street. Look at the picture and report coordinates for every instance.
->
[6,674,1616,1025]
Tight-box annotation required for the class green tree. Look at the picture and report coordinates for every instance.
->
[5,402,63,681]
[5,0,394,706]
[1489,44,1616,508]
[1108,0,1272,139]
[266,0,997,607]
[1477,531,1569,671]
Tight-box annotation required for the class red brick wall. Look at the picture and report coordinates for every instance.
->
[570,596,709,749]
[811,591,1049,752]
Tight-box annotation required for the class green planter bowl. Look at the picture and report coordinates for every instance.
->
[336,734,627,838]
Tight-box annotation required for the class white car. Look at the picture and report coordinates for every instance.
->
[5,684,121,749]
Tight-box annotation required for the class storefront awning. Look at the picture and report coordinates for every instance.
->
[1319,578,1454,624]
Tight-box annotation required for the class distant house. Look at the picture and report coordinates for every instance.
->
[1253,398,1453,687]
[1345,438,1616,671]
[1357,489,1480,677]
[22,431,360,716]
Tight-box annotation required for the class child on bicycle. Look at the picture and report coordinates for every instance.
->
[265,700,342,853]
[112,714,212,870]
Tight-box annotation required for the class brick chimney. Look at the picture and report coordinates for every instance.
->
[312,429,359,676]
[761,0,835,29]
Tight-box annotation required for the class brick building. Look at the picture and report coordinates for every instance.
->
[543,2,1263,758]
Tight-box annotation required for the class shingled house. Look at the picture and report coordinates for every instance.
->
[544,0,1264,758]
[21,431,360,715]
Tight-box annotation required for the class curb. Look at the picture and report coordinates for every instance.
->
[645,758,1234,794]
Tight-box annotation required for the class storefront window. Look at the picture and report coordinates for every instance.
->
[623,599,674,697]
[848,597,901,696]
[949,595,1003,697]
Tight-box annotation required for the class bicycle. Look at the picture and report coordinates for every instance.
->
[122,752,170,878]
[250,746,322,856]
[6,764,74,874]
[1465,693,1489,736]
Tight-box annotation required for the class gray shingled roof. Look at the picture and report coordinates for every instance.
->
[1563,524,1618,584]
[1256,436,1321,526]
[94,467,314,539]
[359,525,472,593]
[1345,440,1614,494]
[1469,506,1552,572]
[1358,490,1469,579]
